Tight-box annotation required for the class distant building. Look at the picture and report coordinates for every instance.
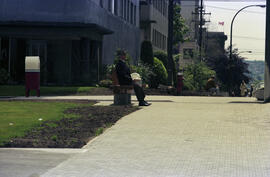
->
[0,0,140,85]
[179,0,200,41]
[179,41,198,68]
[177,0,200,70]
[140,0,168,52]
[205,32,227,58]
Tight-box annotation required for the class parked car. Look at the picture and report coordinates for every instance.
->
[253,82,264,101]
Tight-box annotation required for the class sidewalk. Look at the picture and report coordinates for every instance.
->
[1,96,270,177]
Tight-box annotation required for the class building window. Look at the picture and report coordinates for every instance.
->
[158,0,161,12]
[120,0,123,17]
[154,30,156,46]
[152,0,168,17]
[127,0,130,23]
[108,0,112,12]
[151,30,167,50]
[100,0,103,8]
[131,3,133,24]
[114,0,118,15]
[164,1,167,17]
[153,29,156,46]
[134,5,137,26]
[158,31,161,48]
[162,0,165,15]
[165,36,167,50]
[156,31,159,47]
[161,34,164,49]
[124,0,127,20]
[163,35,166,49]
[152,29,154,44]
[155,30,157,46]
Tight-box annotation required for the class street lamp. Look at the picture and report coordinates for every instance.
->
[230,4,266,60]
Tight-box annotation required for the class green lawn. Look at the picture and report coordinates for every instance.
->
[0,101,91,146]
[0,85,95,96]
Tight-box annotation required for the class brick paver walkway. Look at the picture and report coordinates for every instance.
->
[38,96,270,177]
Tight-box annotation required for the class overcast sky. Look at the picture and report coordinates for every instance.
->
[204,0,266,60]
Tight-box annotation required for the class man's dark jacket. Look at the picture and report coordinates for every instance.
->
[116,60,132,85]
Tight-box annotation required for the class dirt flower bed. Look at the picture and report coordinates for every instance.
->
[5,104,139,148]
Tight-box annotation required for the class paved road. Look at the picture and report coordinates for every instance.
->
[1,96,270,177]
[0,148,85,177]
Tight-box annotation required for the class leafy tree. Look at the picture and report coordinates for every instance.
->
[172,54,179,87]
[173,4,189,46]
[206,48,250,96]
[140,41,154,65]
[183,62,215,91]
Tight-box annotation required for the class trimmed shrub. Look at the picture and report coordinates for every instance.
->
[140,41,154,65]
[154,51,168,69]
[150,57,168,88]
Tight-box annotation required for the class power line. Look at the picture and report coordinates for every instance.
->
[236,48,265,50]
[227,35,265,40]
[245,54,265,56]
[206,5,266,14]
[180,5,199,7]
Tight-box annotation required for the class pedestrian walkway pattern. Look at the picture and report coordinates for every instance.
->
[41,96,270,177]
[1,96,270,177]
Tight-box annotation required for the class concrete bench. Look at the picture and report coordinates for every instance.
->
[111,69,133,105]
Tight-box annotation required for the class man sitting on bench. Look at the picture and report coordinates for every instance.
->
[115,50,151,106]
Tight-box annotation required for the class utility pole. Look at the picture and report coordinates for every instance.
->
[199,0,203,61]
[167,0,174,86]
[265,1,270,102]
[194,0,210,61]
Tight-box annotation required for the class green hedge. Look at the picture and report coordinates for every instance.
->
[150,57,168,88]
[154,51,168,69]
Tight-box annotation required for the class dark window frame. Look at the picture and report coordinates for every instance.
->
[114,0,118,15]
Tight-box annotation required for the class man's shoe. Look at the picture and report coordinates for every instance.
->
[144,101,151,106]
[139,101,151,106]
